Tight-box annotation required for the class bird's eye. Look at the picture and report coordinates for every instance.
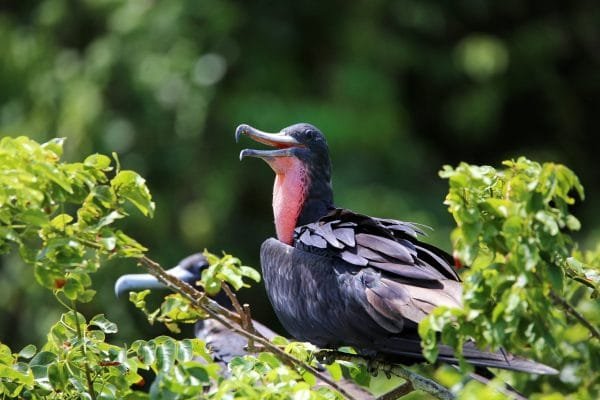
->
[304,129,314,139]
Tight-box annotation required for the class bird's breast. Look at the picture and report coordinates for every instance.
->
[259,238,387,348]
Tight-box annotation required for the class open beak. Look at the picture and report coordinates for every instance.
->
[236,124,301,161]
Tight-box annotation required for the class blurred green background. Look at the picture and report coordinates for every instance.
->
[1,0,599,356]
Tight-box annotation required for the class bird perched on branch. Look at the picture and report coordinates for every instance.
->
[114,254,374,399]
[115,253,276,364]
[236,122,557,375]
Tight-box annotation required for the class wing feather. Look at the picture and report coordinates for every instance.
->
[355,233,413,264]
[340,250,369,266]
[333,227,355,247]
[317,222,343,249]
[294,208,460,282]
[370,261,446,281]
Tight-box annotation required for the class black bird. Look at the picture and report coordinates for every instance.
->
[236,122,557,375]
[114,254,374,399]
[115,254,277,364]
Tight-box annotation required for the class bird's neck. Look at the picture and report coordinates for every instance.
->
[272,161,333,245]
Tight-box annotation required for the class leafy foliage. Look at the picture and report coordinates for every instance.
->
[201,251,261,295]
[0,136,152,301]
[0,136,351,399]
[419,157,599,398]
[2,135,600,399]
[127,251,261,334]
[0,310,218,399]
[2,0,600,363]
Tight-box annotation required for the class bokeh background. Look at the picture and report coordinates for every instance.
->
[1,0,599,358]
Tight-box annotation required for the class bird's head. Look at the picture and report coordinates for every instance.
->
[237,123,334,244]
[114,253,207,298]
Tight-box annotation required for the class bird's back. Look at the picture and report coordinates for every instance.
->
[260,238,557,375]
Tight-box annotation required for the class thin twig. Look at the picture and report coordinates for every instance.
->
[222,283,245,322]
[376,381,413,400]
[138,256,357,400]
[316,350,455,400]
[222,283,257,350]
[242,303,257,351]
[550,290,600,341]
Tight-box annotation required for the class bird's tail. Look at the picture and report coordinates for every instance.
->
[373,337,558,375]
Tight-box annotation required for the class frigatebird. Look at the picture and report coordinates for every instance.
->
[115,253,276,364]
[114,254,374,399]
[236,122,557,375]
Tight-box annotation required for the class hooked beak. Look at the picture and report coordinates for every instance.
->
[114,262,201,298]
[236,124,301,161]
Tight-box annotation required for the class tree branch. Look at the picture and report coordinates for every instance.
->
[222,283,257,350]
[138,256,359,400]
[376,381,413,400]
[242,303,257,351]
[316,350,455,400]
[221,283,245,321]
[550,290,600,341]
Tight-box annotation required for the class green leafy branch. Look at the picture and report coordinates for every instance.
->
[0,136,225,399]
[135,254,462,399]
[0,136,375,399]
[419,157,599,397]
[136,255,359,399]
[0,136,153,302]
[316,350,454,400]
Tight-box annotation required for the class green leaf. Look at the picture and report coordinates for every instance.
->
[535,211,559,235]
[326,362,343,381]
[301,371,316,386]
[20,209,49,227]
[47,362,68,390]
[547,264,564,292]
[182,361,210,384]
[111,170,155,217]
[90,314,118,334]
[130,290,151,309]
[41,137,66,157]
[78,289,96,303]
[155,337,176,373]
[132,340,156,366]
[29,351,57,367]
[95,210,124,229]
[566,215,581,231]
[17,344,37,360]
[239,265,261,283]
[63,278,84,300]
[50,214,73,230]
[84,154,112,170]
[271,336,290,346]
[502,216,522,236]
[257,352,281,368]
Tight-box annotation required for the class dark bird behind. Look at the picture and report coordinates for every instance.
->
[236,122,557,375]
[114,254,374,399]
[115,254,276,364]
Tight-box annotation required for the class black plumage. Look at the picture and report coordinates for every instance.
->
[237,122,557,375]
[114,254,373,398]
[114,254,276,365]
